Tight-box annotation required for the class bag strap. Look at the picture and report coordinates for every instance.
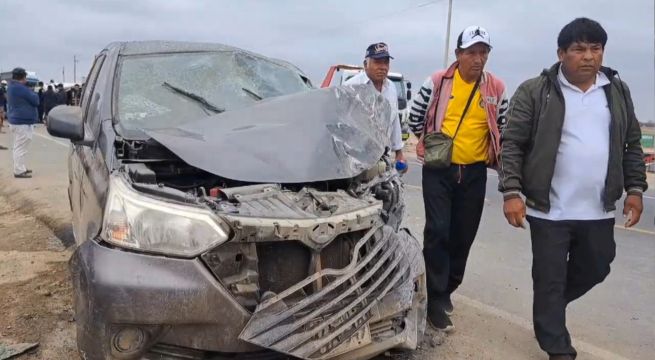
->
[429,76,446,134]
[451,76,481,140]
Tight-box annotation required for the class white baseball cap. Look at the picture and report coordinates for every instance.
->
[457,25,492,49]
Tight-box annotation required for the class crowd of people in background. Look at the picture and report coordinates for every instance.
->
[36,81,82,123]
[0,79,82,130]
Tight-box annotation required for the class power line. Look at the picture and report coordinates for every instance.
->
[260,0,442,50]
[336,0,441,30]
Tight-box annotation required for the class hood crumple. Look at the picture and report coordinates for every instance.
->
[146,85,392,183]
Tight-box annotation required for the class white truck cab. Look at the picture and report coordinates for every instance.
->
[322,65,412,141]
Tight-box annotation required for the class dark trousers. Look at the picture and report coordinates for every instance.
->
[422,163,487,303]
[527,216,616,357]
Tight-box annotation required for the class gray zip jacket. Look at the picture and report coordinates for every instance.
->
[498,63,647,213]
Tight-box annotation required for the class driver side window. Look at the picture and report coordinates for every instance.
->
[80,54,106,133]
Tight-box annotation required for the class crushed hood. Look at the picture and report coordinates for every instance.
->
[145,85,392,183]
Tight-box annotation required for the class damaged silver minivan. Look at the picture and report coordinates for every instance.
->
[46,41,426,360]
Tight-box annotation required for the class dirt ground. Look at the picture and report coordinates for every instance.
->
[0,195,77,359]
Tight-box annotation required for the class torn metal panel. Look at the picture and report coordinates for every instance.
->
[146,85,392,183]
[218,185,384,250]
[238,225,420,360]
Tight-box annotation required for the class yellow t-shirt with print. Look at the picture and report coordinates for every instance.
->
[441,69,489,165]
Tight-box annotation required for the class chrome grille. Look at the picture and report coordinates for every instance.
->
[239,224,411,360]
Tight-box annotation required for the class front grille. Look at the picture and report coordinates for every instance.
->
[238,224,410,360]
[202,232,363,311]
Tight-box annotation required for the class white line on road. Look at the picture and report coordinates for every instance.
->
[34,131,69,148]
[453,294,632,360]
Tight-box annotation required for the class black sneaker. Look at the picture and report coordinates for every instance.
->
[427,302,454,333]
[14,171,32,178]
[439,295,454,315]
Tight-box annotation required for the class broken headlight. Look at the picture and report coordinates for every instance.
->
[101,174,229,257]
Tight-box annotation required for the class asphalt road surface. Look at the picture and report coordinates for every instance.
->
[400,157,655,360]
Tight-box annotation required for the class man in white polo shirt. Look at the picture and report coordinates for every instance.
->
[499,18,647,360]
[344,42,406,169]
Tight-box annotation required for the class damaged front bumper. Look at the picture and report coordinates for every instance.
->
[239,225,427,360]
[71,224,425,360]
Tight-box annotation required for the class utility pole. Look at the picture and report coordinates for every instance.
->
[443,0,453,68]
[62,66,65,83]
[73,55,79,84]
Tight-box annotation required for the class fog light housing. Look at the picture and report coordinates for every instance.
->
[111,326,147,357]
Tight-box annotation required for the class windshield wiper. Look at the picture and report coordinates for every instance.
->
[242,87,263,101]
[162,82,225,114]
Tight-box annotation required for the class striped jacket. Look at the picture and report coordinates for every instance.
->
[408,62,509,166]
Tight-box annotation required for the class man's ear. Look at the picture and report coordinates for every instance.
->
[557,48,565,62]
[363,59,367,68]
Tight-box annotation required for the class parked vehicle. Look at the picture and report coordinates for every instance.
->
[47,41,426,360]
[0,70,40,87]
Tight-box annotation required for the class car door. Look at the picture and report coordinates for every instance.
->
[73,53,107,244]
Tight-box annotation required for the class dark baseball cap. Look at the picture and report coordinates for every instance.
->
[365,42,394,59]
[11,67,27,77]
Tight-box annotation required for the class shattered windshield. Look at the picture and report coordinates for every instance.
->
[117,51,311,131]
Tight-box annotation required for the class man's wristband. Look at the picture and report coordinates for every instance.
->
[503,190,522,201]
[626,187,644,198]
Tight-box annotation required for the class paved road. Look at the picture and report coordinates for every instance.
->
[0,126,653,359]
[400,159,654,360]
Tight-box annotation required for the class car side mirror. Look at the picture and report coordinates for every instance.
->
[47,105,92,145]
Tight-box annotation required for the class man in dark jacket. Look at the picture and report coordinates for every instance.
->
[37,81,45,122]
[56,84,67,105]
[499,18,647,360]
[43,85,58,119]
[7,67,40,178]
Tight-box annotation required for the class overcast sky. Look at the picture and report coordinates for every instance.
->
[1,0,653,121]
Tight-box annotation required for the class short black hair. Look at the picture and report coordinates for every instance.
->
[11,67,27,80]
[557,18,607,50]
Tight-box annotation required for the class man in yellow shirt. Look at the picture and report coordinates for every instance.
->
[407,25,509,332]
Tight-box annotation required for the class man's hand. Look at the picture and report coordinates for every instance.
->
[623,194,643,228]
[503,197,526,228]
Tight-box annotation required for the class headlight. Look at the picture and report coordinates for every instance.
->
[102,174,229,257]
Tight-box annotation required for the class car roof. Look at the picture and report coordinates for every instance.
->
[105,40,243,56]
[103,41,311,81]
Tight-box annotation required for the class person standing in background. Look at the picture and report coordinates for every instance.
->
[6,67,40,178]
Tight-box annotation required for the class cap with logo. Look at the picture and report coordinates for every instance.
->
[365,42,394,59]
[457,26,492,49]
